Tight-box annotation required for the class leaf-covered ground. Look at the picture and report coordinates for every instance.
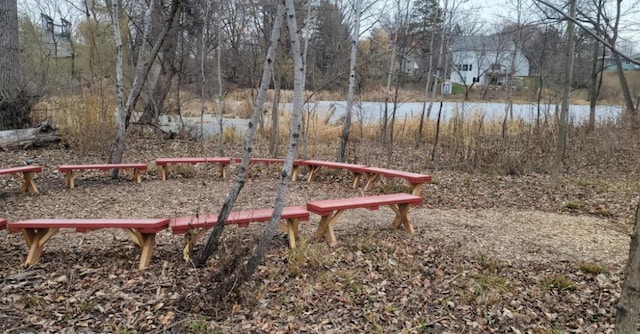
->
[0,137,636,333]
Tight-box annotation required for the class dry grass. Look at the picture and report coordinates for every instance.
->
[36,89,116,154]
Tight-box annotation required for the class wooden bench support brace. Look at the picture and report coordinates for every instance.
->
[315,209,345,246]
[389,203,415,233]
[12,171,39,193]
[21,228,60,266]
[122,228,157,270]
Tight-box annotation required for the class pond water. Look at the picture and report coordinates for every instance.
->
[160,101,623,137]
[286,101,623,125]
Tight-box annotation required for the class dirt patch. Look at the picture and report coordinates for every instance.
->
[0,139,634,332]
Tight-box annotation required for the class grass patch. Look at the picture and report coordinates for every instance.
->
[188,316,215,334]
[564,201,584,211]
[286,239,333,277]
[577,262,604,275]
[468,273,509,306]
[542,274,576,291]
[172,164,196,179]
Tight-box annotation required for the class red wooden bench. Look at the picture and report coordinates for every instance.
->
[233,157,304,179]
[7,218,169,269]
[298,160,367,186]
[307,193,423,245]
[155,157,231,180]
[58,163,148,189]
[350,166,432,196]
[0,165,42,193]
[0,218,7,230]
[171,206,310,260]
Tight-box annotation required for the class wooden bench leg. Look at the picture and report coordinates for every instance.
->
[138,233,156,269]
[64,171,76,189]
[363,173,380,191]
[315,210,344,246]
[133,168,142,183]
[389,203,415,233]
[307,166,320,182]
[409,182,423,196]
[161,165,169,181]
[122,228,157,269]
[21,228,59,266]
[22,171,39,193]
[285,218,300,249]
[291,165,300,181]
[351,172,362,189]
[182,228,209,262]
[219,164,226,178]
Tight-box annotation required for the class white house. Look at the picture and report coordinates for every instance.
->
[450,35,529,87]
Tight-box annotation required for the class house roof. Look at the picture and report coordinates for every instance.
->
[451,35,515,52]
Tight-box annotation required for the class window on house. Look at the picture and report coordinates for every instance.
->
[461,64,472,71]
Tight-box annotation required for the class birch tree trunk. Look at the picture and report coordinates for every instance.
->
[109,0,180,171]
[124,0,180,127]
[416,33,435,148]
[195,1,286,267]
[240,0,305,284]
[216,25,224,156]
[337,0,361,163]
[301,1,312,160]
[109,0,126,171]
[587,0,604,132]
[382,28,398,143]
[551,0,575,182]
[269,72,281,157]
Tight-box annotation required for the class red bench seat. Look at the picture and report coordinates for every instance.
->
[233,157,304,179]
[155,157,231,180]
[298,160,367,186]
[7,218,169,269]
[172,206,310,260]
[307,193,423,245]
[58,163,148,189]
[0,218,7,230]
[350,166,432,195]
[0,165,42,193]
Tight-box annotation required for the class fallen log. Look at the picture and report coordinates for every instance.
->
[0,119,60,150]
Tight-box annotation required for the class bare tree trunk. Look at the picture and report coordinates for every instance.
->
[430,101,443,161]
[0,0,21,99]
[416,33,435,148]
[382,27,398,143]
[0,0,29,130]
[587,0,604,132]
[109,0,180,171]
[269,72,281,157]
[616,198,640,333]
[198,8,207,153]
[138,14,181,125]
[551,0,575,182]
[195,1,286,267]
[337,0,361,163]
[216,25,224,156]
[109,0,126,171]
[240,0,305,285]
[300,1,311,160]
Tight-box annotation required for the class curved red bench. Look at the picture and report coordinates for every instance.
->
[155,157,230,180]
[0,165,42,193]
[172,206,309,260]
[307,193,423,245]
[0,218,7,230]
[7,218,169,269]
[58,164,147,189]
[298,160,367,186]
[351,166,432,195]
